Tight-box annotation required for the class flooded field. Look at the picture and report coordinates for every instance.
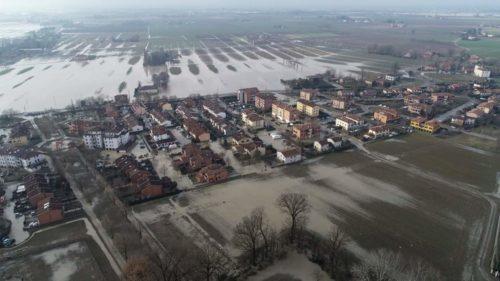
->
[0,220,119,281]
[0,22,41,39]
[0,32,362,112]
[134,137,492,280]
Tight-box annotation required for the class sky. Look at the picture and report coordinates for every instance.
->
[1,0,500,12]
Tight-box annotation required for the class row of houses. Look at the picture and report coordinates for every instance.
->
[21,173,82,226]
[114,155,177,201]
[0,146,45,171]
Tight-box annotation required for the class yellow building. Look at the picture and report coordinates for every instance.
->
[410,117,440,134]
[296,99,320,117]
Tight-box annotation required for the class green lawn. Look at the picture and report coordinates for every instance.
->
[459,38,500,59]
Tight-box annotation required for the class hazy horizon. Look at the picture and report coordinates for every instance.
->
[1,0,500,13]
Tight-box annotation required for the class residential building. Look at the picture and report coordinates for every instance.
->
[0,146,45,171]
[242,111,265,130]
[474,65,491,78]
[314,140,331,153]
[410,117,440,134]
[114,94,129,105]
[331,97,350,110]
[373,108,400,124]
[83,125,131,150]
[300,89,318,101]
[272,102,300,123]
[150,125,170,142]
[131,102,147,116]
[37,198,64,226]
[150,110,173,127]
[237,87,259,104]
[293,123,321,140]
[135,84,159,96]
[195,164,229,184]
[209,116,237,136]
[175,144,222,173]
[335,114,365,131]
[277,147,302,164]
[296,99,320,117]
[183,118,210,142]
[408,103,433,116]
[8,122,31,146]
[466,108,487,120]
[124,115,144,133]
[327,135,343,149]
[477,101,496,114]
[431,93,454,104]
[255,93,276,111]
[203,100,227,119]
[368,125,391,139]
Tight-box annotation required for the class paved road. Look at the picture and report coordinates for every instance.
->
[435,100,476,123]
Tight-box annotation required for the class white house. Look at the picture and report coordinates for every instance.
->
[474,65,491,78]
[327,136,343,149]
[314,140,331,153]
[151,125,170,142]
[0,147,45,171]
[368,125,391,139]
[84,127,131,150]
[277,148,302,164]
[335,115,365,131]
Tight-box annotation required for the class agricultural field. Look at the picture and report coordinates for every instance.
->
[459,38,500,60]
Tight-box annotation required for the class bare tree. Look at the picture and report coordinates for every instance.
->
[195,242,229,281]
[252,207,275,259]
[403,258,442,281]
[148,244,194,281]
[324,225,349,275]
[123,257,156,281]
[115,233,130,260]
[353,249,404,281]
[276,192,310,243]
[232,209,262,266]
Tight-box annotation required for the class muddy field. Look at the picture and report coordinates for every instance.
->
[367,133,499,193]
[134,135,493,280]
[0,220,118,281]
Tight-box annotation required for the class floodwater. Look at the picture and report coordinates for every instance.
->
[0,44,361,112]
[135,144,488,280]
[0,22,41,39]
